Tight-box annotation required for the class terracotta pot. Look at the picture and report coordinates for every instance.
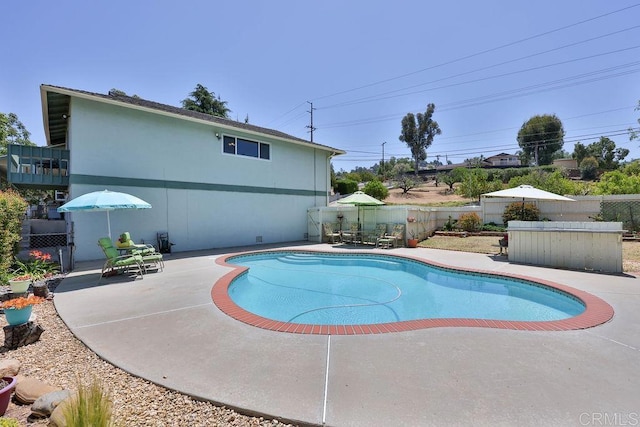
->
[407,239,418,248]
[0,376,16,416]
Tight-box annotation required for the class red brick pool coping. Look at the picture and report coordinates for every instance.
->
[212,250,614,334]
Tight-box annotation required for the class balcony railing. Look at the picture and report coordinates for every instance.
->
[7,144,69,188]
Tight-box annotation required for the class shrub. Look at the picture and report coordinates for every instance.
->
[580,156,599,180]
[0,190,28,280]
[335,179,358,195]
[443,215,457,231]
[481,222,506,232]
[502,202,540,224]
[458,212,481,232]
[363,179,389,200]
[0,419,20,427]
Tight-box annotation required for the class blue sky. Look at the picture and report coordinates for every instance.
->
[2,1,639,172]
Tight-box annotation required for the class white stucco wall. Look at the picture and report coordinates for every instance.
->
[66,97,334,261]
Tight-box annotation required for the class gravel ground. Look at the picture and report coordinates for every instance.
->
[1,296,295,426]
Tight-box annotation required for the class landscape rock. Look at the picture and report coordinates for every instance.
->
[14,377,61,404]
[31,389,72,417]
[0,358,20,377]
[49,397,74,427]
[3,322,45,350]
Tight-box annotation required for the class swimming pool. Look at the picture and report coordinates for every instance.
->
[212,251,614,334]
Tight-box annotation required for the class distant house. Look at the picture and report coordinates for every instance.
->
[553,158,578,169]
[3,84,345,261]
[484,153,521,167]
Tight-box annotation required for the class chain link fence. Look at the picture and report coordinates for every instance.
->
[27,233,68,249]
[600,200,640,232]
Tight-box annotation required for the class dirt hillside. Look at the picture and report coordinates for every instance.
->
[383,181,468,205]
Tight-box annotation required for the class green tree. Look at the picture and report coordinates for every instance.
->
[579,156,599,180]
[394,175,417,195]
[573,137,628,171]
[0,112,34,155]
[399,103,441,175]
[572,142,590,166]
[591,137,628,171]
[363,179,389,200]
[508,169,582,196]
[593,170,640,195]
[456,168,501,202]
[517,114,565,166]
[181,84,230,118]
[108,88,140,98]
[441,167,466,191]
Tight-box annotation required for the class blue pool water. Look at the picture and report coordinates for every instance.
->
[227,252,585,325]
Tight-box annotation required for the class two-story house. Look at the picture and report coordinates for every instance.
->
[4,85,344,261]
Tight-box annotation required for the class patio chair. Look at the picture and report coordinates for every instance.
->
[323,223,342,244]
[97,237,144,282]
[384,224,405,248]
[364,223,387,245]
[342,223,361,245]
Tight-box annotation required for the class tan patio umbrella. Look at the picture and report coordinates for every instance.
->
[482,185,574,220]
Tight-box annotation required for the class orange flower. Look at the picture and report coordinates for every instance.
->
[2,295,45,310]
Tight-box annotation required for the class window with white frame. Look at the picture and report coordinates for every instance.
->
[223,135,270,160]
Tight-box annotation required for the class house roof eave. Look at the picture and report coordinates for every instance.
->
[40,84,345,155]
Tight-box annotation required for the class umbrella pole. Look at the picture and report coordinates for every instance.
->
[106,211,111,239]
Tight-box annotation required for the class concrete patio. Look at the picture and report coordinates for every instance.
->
[53,242,640,426]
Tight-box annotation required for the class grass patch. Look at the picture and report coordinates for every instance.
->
[418,235,500,254]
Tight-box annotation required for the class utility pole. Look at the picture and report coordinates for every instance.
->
[381,141,387,180]
[306,101,316,143]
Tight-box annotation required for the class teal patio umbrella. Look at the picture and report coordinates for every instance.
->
[337,191,385,230]
[57,189,152,239]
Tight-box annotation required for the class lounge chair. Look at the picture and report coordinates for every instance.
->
[117,232,164,271]
[97,237,144,282]
[323,223,342,244]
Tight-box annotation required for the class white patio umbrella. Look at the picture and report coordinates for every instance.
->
[482,185,574,220]
[57,189,152,238]
[337,191,385,229]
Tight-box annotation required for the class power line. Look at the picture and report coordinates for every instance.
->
[319,62,640,129]
[309,3,640,102]
[318,40,640,111]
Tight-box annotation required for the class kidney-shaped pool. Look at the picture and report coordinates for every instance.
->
[212,251,614,334]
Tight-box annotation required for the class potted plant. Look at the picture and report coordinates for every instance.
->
[8,274,32,294]
[2,295,44,326]
[0,376,16,416]
[407,230,419,248]
[11,250,59,297]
